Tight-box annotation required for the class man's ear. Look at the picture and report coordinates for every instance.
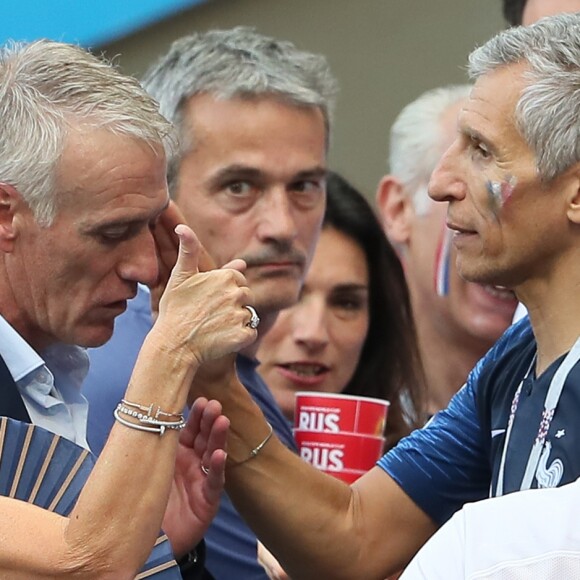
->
[376,175,414,245]
[566,168,580,226]
[0,183,21,252]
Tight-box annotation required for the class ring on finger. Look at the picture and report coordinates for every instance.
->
[244,305,260,330]
[201,464,210,476]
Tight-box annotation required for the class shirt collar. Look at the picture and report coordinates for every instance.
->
[0,314,89,391]
[0,314,44,381]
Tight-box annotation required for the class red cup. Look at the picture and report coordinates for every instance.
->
[293,429,385,474]
[294,392,390,437]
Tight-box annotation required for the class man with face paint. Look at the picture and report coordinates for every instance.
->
[377,86,518,414]
[400,4,580,577]
[177,14,580,579]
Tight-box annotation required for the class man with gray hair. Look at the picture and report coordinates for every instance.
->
[0,38,253,578]
[376,85,518,414]
[83,27,337,579]
[177,13,580,578]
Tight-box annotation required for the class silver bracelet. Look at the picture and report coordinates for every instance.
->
[233,422,274,465]
[113,407,186,436]
[121,398,184,420]
[116,403,185,428]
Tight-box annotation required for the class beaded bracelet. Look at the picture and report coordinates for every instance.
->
[116,402,185,427]
[121,398,184,421]
[114,403,186,436]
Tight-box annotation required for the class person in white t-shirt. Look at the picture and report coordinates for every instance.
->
[401,478,580,579]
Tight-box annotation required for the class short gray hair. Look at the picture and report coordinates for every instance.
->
[469,12,580,182]
[0,40,176,225]
[141,27,338,195]
[389,84,471,215]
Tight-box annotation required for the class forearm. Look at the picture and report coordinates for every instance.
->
[66,329,195,573]
[195,368,436,579]
[228,437,362,579]
[195,372,366,579]
[0,330,195,579]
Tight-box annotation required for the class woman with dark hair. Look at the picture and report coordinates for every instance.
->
[257,171,425,449]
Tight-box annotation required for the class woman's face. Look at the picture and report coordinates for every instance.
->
[257,226,370,421]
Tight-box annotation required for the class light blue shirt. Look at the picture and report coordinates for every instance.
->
[0,315,90,450]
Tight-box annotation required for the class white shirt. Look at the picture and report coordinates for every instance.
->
[512,302,528,323]
[401,478,580,579]
[0,315,90,450]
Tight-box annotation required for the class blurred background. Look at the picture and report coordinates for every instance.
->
[4,0,505,199]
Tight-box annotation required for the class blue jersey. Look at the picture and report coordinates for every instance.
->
[379,316,580,526]
[83,286,296,580]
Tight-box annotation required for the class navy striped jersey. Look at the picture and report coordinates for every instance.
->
[379,316,580,526]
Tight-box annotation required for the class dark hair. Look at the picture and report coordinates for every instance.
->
[502,0,527,25]
[324,172,426,448]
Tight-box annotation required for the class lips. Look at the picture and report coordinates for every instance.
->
[101,292,136,312]
[276,361,331,387]
[280,362,329,376]
[104,288,138,307]
[101,299,128,313]
[483,285,515,300]
[446,221,475,235]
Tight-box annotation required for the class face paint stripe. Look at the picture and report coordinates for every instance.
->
[434,225,453,297]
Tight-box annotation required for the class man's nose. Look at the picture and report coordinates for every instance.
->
[428,143,467,203]
[118,229,160,287]
[256,189,299,242]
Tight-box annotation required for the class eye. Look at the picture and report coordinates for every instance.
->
[289,179,325,208]
[333,296,364,311]
[99,227,132,242]
[329,290,368,319]
[95,222,144,245]
[226,181,254,196]
[470,137,491,160]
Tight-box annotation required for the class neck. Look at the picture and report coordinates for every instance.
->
[518,260,580,375]
[417,317,491,414]
[0,274,48,353]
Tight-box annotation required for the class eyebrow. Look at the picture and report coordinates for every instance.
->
[209,165,328,186]
[84,198,170,233]
[291,167,328,181]
[330,283,369,292]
